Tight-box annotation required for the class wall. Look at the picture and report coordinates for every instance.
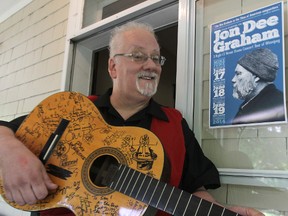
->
[195,0,288,214]
[0,0,69,215]
[0,0,69,121]
[1,0,288,215]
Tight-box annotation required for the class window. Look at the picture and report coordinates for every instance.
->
[83,0,147,28]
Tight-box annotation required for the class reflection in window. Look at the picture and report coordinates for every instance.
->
[83,0,147,28]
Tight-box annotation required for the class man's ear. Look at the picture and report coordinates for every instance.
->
[108,58,117,79]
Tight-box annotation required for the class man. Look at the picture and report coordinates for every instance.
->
[0,22,263,215]
[232,48,286,125]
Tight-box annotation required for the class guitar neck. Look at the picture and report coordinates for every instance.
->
[105,164,240,216]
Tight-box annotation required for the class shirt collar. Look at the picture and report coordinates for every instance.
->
[94,88,168,122]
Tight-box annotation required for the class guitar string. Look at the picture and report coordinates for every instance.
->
[128,171,141,197]
[155,183,167,207]
[147,180,160,205]
[123,169,136,194]
[194,198,202,216]
[142,177,153,201]
[221,207,225,216]
[118,165,130,192]
[163,186,175,212]
[182,193,192,215]
[172,190,183,215]
[112,164,240,216]
[207,203,214,216]
[135,172,147,200]
[110,164,125,189]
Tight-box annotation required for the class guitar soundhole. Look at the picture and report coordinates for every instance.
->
[82,147,127,195]
[89,155,118,187]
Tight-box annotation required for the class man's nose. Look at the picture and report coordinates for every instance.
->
[143,58,160,70]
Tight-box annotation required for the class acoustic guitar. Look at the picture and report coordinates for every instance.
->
[0,92,240,216]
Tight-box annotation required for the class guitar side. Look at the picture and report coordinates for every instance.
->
[0,92,164,216]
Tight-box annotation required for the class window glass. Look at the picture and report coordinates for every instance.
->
[83,0,147,28]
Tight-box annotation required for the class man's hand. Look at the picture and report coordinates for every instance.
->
[0,126,58,205]
[230,206,265,216]
[193,187,264,216]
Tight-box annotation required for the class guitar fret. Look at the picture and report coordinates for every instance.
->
[121,167,137,196]
[137,174,156,201]
[211,203,224,215]
[142,177,153,200]
[174,191,202,215]
[163,186,175,212]
[221,207,225,216]
[176,192,191,215]
[209,202,239,216]
[199,199,214,216]
[115,166,145,199]
[141,178,158,204]
[135,175,147,200]
[150,181,168,208]
[123,169,136,194]
[172,190,183,215]
[148,181,160,204]
[151,182,174,213]
[128,171,141,197]
[224,208,240,216]
[208,203,214,216]
[142,178,174,213]
[182,194,192,215]
[156,183,167,207]
[107,164,241,216]
[194,198,202,216]
[117,166,131,192]
[187,195,208,216]
[110,164,124,189]
[130,172,146,199]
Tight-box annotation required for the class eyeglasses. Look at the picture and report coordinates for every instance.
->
[114,51,166,66]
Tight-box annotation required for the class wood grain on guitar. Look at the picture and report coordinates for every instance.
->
[0,92,241,216]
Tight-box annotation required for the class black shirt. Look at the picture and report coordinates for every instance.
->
[0,89,220,193]
[233,84,286,124]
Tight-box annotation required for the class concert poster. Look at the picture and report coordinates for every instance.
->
[209,2,286,128]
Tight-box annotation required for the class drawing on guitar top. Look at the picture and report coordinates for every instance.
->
[0,92,164,216]
[0,92,241,216]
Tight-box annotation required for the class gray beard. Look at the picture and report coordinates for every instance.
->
[233,82,256,100]
[136,71,159,97]
[136,79,158,97]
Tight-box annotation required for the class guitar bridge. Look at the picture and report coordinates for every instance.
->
[38,118,70,164]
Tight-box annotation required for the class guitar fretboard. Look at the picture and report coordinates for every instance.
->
[106,164,240,216]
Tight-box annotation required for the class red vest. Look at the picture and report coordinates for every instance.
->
[151,107,185,187]
[40,98,186,216]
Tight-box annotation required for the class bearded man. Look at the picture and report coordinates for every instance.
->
[232,48,286,125]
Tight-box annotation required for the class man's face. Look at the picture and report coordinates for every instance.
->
[232,64,257,100]
[109,29,162,99]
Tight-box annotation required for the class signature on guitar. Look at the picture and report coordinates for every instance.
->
[0,92,240,216]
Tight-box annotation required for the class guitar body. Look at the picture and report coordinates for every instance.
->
[0,92,164,216]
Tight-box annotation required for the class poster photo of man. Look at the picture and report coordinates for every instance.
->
[231,48,285,125]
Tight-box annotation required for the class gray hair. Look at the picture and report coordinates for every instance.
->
[109,21,157,57]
